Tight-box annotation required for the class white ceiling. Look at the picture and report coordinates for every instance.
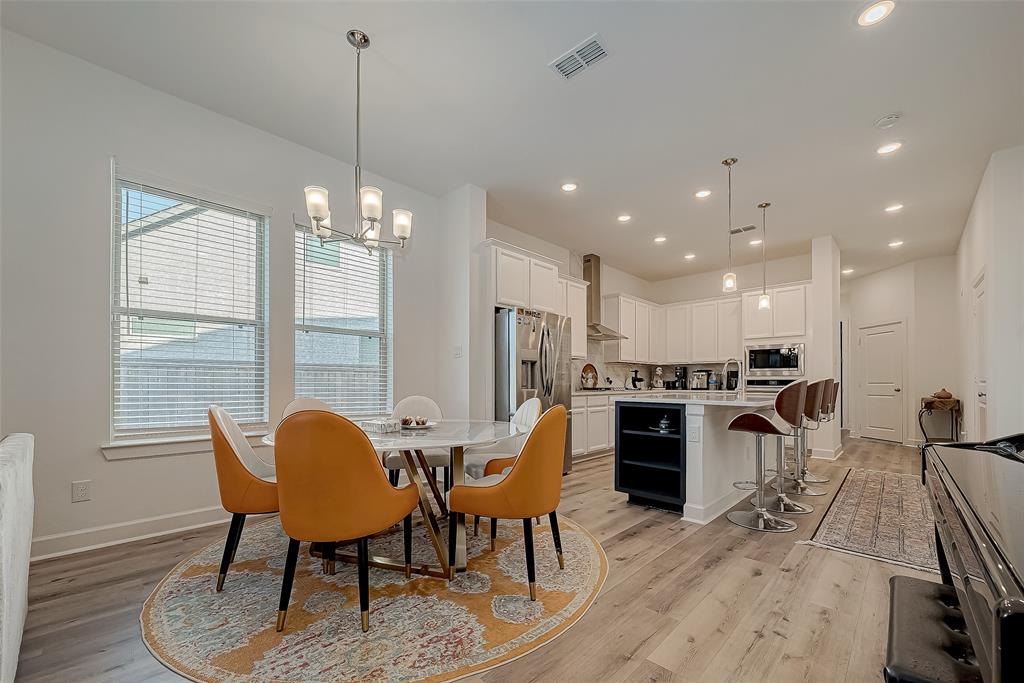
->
[4,1,1023,280]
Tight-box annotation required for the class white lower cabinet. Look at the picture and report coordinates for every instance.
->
[571,399,587,456]
[587,406,610,452]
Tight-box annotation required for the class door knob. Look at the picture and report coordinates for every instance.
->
[894,387,901,392]
[978,392,987,397]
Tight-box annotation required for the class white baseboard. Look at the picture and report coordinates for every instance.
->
[30,505,233,561]
[682,487,750,525]
[811,446,843,461]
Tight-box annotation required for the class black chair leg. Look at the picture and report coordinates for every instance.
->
[277,538,300,631]
[549,511,564,570]
[357,537,370,632]
[523,517,536,601]
[403,514,413,578]
[323,541,336,575]
[447,511,458,580]
[389,469,399,486]
[444,467,450,492]
[474,515,479,536]
[217,513,245,592]
[490,517,498,551]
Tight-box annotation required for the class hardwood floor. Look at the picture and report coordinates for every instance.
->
[18,436,932,682]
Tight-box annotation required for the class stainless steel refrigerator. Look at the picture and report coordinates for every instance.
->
[495,308,573,473]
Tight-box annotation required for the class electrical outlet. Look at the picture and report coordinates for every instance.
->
[687,425,701,443]
[71,480,91,503]
[453,344,464,359]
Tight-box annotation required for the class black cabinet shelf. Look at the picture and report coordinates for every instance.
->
[615,402,687,513]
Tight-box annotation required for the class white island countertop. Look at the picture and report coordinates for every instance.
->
[612,391,774,408]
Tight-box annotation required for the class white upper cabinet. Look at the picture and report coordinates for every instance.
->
[635,301,650,362]
[617,297,637,361]
[495,249,530,309]
[742,291,774,339]
[772,285,806,338]
[555,278,567,317]
[650,305,666,364]
[717,298,742,360]
[666,304,691,363]
[492,245,560,313]
[564,279,588,359]
[741,284,807,340]
[528,259,559,313]
[690,301,719,362]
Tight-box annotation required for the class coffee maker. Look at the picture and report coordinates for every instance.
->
[664,366,687,390]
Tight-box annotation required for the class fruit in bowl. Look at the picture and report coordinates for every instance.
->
[415,416,428,426]
[400,416,414,426]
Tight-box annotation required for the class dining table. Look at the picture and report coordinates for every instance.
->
[264,419,523,579]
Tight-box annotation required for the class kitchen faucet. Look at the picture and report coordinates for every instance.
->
[721,358,743,394]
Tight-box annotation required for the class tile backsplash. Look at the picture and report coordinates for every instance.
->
[571,340,730,391]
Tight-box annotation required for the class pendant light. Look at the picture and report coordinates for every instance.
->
[721,157,738,293]
[757,202,771,310]
[301,30,412,251]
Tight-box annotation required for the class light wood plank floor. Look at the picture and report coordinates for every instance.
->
[18,437,933,682]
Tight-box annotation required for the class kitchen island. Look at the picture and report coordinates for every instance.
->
[613,393,775,524]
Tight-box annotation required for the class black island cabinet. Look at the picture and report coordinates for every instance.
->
[614,401,687,512]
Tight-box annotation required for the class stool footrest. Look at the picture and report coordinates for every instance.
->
[732,480,757,491]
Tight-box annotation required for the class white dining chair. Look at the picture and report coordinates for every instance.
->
[281,397,332,420]
[464,397,542,480]
[383,396,448,487]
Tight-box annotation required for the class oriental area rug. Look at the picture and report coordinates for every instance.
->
[142,515,607,682]
[800,467,939,573]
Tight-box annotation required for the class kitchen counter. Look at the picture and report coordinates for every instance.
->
[611,392,773,408]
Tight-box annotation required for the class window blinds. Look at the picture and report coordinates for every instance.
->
[294,225,393,417]
[111,178,268,437]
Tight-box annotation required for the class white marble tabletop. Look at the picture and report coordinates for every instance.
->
[613,392,774,408]
[263,419,522,452]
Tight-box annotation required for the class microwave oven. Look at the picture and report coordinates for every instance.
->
[746,343,804,377]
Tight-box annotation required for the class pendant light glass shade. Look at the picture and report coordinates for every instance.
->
[392,209,413,239]
[723,272,737,292]
[313,211,333,238]
[758,293,771,310]
[304,185,329,221]
[360,186,383,221]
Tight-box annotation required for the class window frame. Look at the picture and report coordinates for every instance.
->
[109,168,270,441]
[293,223,394,419]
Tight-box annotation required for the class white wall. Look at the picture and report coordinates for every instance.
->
[955,145,1024,440]
[647,254,811,304]
[843,256,959,445]
[1,31,445,557]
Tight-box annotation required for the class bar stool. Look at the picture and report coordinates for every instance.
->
[727,380,807,533]
[783,379,828,496]
[800,378,833,484]
[750,380,814,515]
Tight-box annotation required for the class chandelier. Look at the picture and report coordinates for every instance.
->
[302,30,412,252]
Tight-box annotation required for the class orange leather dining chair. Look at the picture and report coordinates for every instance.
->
[208,405,279,592]
[274,409,419,633]
[447,405,567,601]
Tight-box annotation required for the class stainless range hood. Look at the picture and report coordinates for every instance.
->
[582,254,627,341]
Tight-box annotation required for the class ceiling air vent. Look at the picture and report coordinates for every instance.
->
[549,34,608,80]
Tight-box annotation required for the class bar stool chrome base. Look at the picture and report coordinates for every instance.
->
[727,509,796,533]
[782,478,827,496]
[753,492,814,514]
[802,471,830,484]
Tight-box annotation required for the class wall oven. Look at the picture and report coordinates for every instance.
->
[746,343,804,377]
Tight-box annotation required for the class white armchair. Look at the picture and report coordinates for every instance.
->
[464,398,542,479]
[382,396,449,486]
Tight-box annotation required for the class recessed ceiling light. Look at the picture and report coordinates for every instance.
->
[858,1,895,27]
[560,183,577,192]
[885,203,904,213]
[877,141,902,155]
[617,215,631,223]
[695,189,712,199]
[684,253,696,260]
[653,236,667,243]
[889,240,904,248]
[749,238,763,246]
[842,268,855,275]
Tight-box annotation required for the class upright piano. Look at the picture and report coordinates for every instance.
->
[886,435,1024,682]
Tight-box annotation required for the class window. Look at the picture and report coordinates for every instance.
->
[111,177,268,438]
[294,225,393,417]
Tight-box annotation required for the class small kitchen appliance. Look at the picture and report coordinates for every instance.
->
[746,343,805,377]
[652,366,664,388]
[627,369,645,391]
[690,370,709,390]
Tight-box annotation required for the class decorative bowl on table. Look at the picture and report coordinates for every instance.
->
[400,416,436,430]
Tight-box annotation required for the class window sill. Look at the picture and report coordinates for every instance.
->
[100,431,270,461]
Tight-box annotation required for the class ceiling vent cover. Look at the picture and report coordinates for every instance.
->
[549,34,608,80]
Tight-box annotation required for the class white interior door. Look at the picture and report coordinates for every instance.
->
[972,275,987,440]
[858,321,905,443]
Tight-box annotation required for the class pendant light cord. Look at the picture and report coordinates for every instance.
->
[727,163,733,270]
[762,204,767,294]
[354,45,363,235]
